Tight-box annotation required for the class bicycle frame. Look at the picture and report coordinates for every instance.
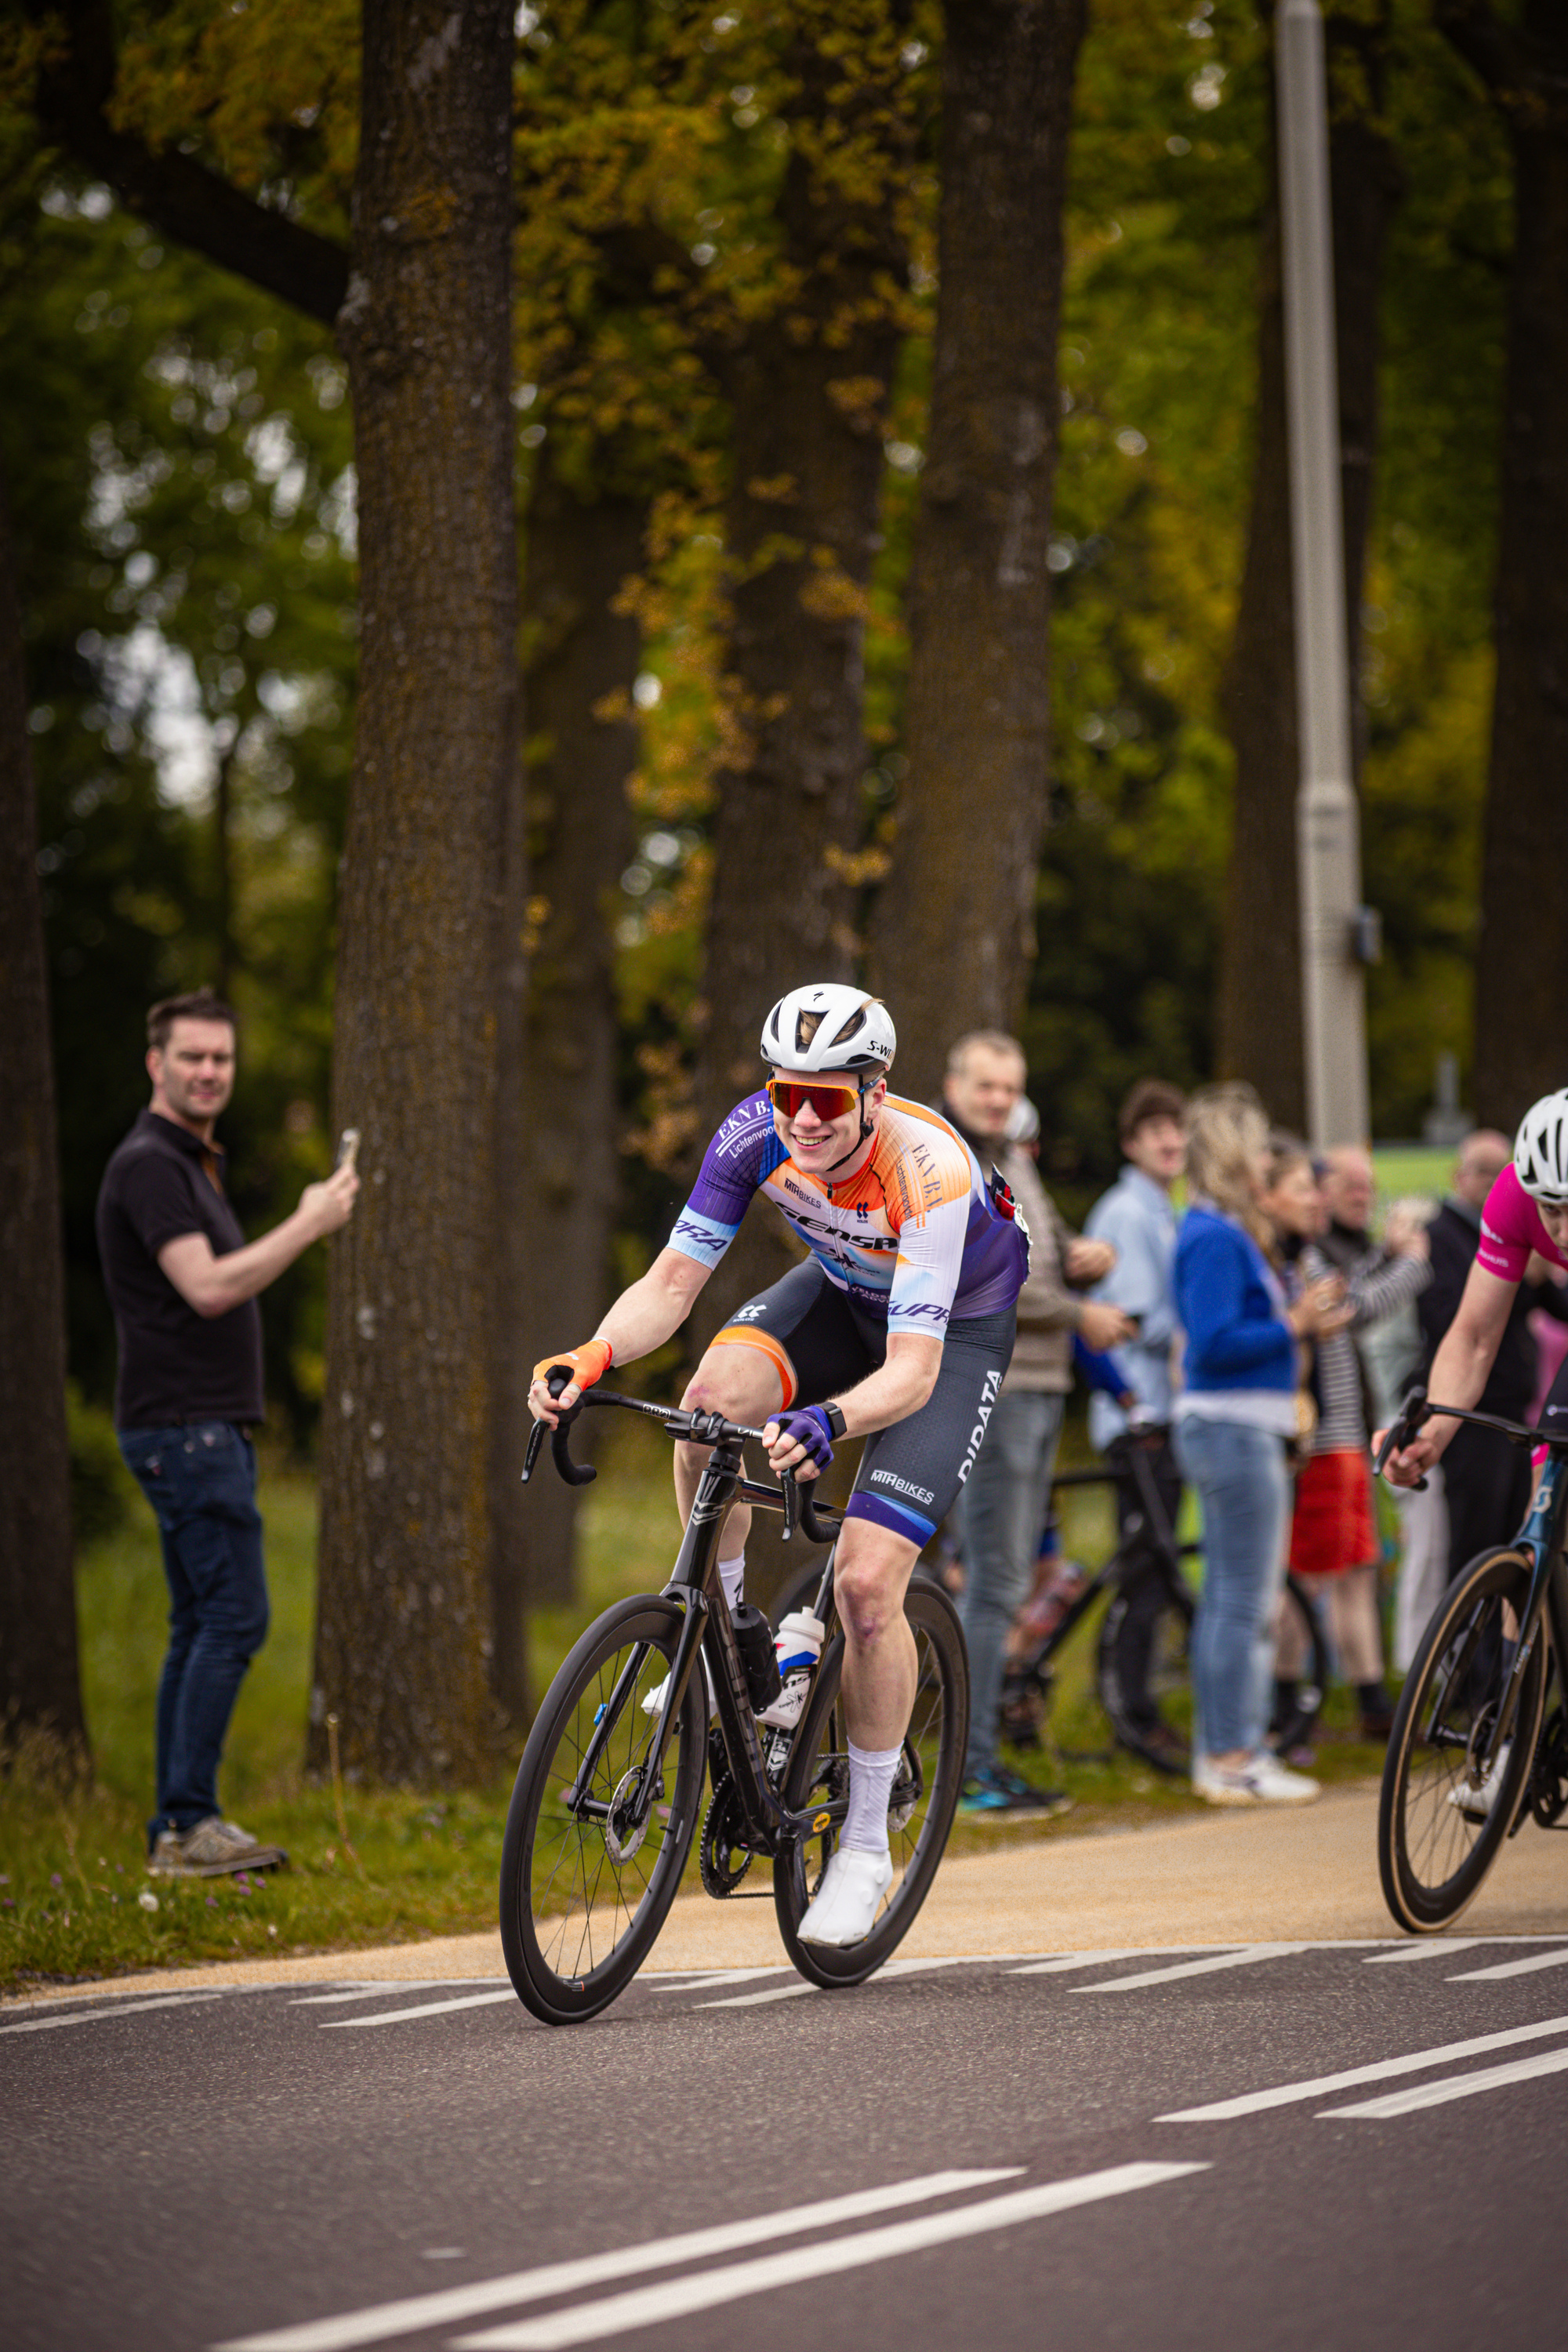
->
[525,1388,846,1863]
[1027,1437,1192,1667]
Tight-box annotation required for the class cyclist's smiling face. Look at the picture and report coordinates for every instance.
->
[771,1068,886,1178]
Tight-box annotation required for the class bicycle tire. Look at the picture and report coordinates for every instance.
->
[1377,1547,1547,1934]
[1272,1576,1331,1757]
[772,1577,967,1989]
[1095,1570,1194,1773]
[499,1594,703,2024]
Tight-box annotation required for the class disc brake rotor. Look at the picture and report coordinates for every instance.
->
[604,1766,651,1864]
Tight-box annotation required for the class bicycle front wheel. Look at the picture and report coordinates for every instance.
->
[1378,1547,1546,1933]
[499,1595,703,2024]
[773,1577,967,1989]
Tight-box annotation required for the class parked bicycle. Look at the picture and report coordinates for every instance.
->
[1376,1391,1568,1933]
[500,1378,967,2026]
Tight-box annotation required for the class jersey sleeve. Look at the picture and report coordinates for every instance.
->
[666,1092,779,1271]
[882,1131,973,1339]
[1475,1165,1537,1283]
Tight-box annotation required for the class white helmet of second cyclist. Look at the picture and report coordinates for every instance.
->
[760,984,896,1076]
[1515,1090,1568,1208]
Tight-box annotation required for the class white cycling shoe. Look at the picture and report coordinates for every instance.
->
[797,1846,894,1947]
[1449,1741,1511,1821]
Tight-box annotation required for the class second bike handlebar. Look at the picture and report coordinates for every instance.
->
[521,1374,842,1546]
[1374,1385,1568,1491]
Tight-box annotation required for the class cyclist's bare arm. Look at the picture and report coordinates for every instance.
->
[764,1330,943,1479]
[1380,1259,1516,1486]
[528,1247,711,1422]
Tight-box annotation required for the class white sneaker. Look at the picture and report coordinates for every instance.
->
[1246,1751,1320,1804]
[1449,1741,1511,1820]
[797,1846,894,1947]
[1192,1756,1258,1806]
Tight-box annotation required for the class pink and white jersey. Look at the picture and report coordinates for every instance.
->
[1476,1163,1568,1283]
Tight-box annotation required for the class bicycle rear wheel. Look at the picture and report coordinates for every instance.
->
[773,1577,967,1988]
[500,1595,703,2024]
[1378,1547,1546,1933]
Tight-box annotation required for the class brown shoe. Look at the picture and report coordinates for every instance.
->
[147,1817,287,1877]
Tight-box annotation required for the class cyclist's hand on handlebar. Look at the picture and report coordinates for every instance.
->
[762,1406,835,1482]
[1374,1422,1440,1490]
[528,1338,612,1425]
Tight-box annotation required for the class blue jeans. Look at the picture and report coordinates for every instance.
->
[957,1388,1065,1781]
[118,1422,269,1848]
[1175,1415,1289,1759]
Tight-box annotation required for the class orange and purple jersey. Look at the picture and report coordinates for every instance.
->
[670,1091,1030,1338]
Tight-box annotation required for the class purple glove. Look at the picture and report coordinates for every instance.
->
[770,1405,838,1472]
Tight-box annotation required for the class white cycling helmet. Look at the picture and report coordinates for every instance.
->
[1514,1090,1568,1207]
[760,984,896,1075]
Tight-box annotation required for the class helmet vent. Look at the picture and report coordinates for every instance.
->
[795,1007,826,1054]
[829,1007,866,1047]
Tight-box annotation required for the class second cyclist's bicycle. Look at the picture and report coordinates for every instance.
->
[1377,1391,1568,1932]
[500,1379,967,2024]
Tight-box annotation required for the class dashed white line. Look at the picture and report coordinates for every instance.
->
[1447,1948,1568,1983]
[1361,1941,1490,1965]
[1158,2013,1568,2122]
[1323,2044,1568,2118]
[289,1985,406,2006]
[321,1991,517,2030]
[449,2165,1210,2350]
[212,2169,1022,2352]
[1010,1949,1178,1977]
[1079,1945,1308,1994]
[0,1991,221,2037]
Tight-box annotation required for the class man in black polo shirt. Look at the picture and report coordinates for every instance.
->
[97,991,358,1876]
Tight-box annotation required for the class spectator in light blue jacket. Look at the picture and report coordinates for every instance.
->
[1083,1079,1189,1769]
[1172,1085,1343,1806]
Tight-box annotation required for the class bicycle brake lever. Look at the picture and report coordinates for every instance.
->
[536,1369,597,1490]
[521,1418,547,1484]
[779,1466,798,1541]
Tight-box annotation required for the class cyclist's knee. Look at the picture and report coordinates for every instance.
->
[833,1534,914,1645]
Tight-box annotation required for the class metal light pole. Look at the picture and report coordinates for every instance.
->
[1276,0,1370,1149]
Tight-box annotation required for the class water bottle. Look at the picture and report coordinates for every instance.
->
[1016,1555,1089,1646]
[757,1608,826,1730]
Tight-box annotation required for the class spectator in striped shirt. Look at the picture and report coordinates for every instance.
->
[1262,1140,1430,1743]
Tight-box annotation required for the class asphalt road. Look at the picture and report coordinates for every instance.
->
[9,1936,1568,2352]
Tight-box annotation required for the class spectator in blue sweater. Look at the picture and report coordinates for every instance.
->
[1173,1085,1343,1805]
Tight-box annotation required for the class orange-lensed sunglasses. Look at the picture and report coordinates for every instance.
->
[767,1076,865,1121]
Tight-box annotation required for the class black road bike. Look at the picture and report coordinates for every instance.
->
[1376,1392,1568,1933]
[500,1381,968,2025]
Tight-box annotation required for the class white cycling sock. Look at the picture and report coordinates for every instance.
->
[841,1739,904,1856]
[718,1554,746,1613]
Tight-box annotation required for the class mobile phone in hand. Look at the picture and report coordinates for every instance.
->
[335,1127,361,1174]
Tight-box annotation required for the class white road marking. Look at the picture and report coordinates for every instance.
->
[1447,1948,1568,1982]
[0,1991,221,2037]
[1158,2012,1568,2122]
[651,1966,794,1994]
[692,1955,983,2011]
[1323,2045,1568,2118]
[1361,1941,1490,1965]
[290,1986,406,2006]
[451,2164,1210,2351]
[212,2169,1021,2352]
[1078,1944,1308,1993]
[1011,1949,1187,1976]
[321,1992,517,2030]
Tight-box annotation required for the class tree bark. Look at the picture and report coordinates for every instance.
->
[504,452,643,1647]
[1216,4,1399,1129]
[1441,2,1568,1128]
[312,0,521,1781]
[696,30,909,1143]
[869,0,1087,1109]
[0,460,88,1767]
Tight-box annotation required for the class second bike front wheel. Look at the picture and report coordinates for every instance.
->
[499,1594,703,2024]
[773,1577,967,1989]
[1378,1546,1546,1933]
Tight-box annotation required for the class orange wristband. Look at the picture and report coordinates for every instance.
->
[532,1338,613,1394]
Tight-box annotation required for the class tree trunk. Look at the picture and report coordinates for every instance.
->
[1216,4,1399,1129]
[503,452,643,1652]
[697,37,909,1145]
[0,461,88,1768]
[1447,2,1568,1128]
[312,0,520,1782]
[869,0,1087,1109]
